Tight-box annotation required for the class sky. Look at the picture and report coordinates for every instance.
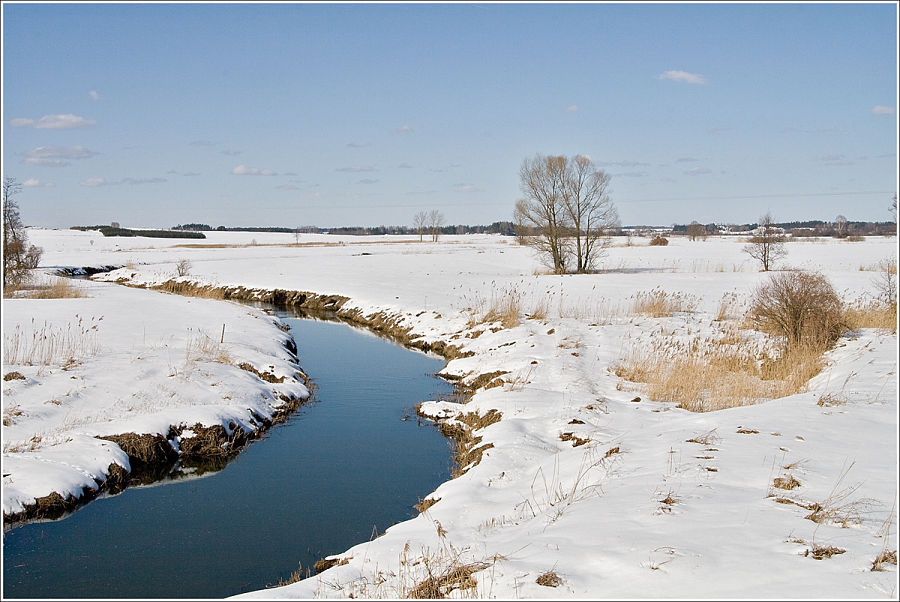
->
[1,1,897,230]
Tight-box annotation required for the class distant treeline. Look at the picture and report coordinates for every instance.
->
[670,220,895,236]
[170,221,518,236]
[71,226,206,239]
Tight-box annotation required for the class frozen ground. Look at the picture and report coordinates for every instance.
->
[3,228,898,598]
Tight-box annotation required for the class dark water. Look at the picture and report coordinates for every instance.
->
[2,312,453,599]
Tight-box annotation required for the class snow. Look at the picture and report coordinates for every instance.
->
[3,228,898,598]
[2,271,309,516]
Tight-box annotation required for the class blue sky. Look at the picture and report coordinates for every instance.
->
[2,2,897,229]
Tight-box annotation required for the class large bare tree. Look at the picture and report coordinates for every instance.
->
[515,154,618,274]
[743,212,787,271]
[427,209,444,242]
[515,155,572,274]
[412,211,428,242]
[563,155,618,272]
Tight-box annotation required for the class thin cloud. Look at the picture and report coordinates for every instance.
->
[89,90,101,101]
[22,178,53,188]
[276,183,302,191]
[346,142,370,148]
[454,183,481,193]
[872,105,895,115]
[220,149,242,156]
[658,70,707,84]
[675,157,698,163]
[598,160,650,168]
[121,177,167,185]
[565,105,579,112]
[81,176,166,187]
[684,167,712,176]
[232,165,277,176]
[397,162,414,169]
[24,145,98,167]
[391,124,413,135]
[336,165,375,173]
[358,178,380,185]
[11,114,96,129]
[614,172,649,178]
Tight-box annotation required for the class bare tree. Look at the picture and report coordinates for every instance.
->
[744,212,787,271]
[427,209,444,242]
[3,177,43,291]
[834,214,848,238]
[514,155,572,274]
[891,193,897,225]
[686,221,705,241]
[413,211,428,242]
[294,227,302,244]
[562,155,619,272]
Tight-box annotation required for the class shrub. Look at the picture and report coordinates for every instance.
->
[747,271,846,349]
[176,258,192,277]
[648,235,669,246]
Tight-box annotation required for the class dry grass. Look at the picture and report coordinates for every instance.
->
[843,297,897,333]
[185,330,232,364]
[22,278,85,299]
[773,474,802,490]
[615,325,825,412]
[630,287,698,317]
[2,404,25,427]
[4,316,102,366]
[535,571,562,587]
[805,545,846,560]
[527,295,550,320]
[482,289,521,328]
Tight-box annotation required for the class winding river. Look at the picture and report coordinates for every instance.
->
[2,309,453,598]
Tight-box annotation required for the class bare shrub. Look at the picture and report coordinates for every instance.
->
[648,235,669,246]
[874,257,897,311]
[176,258,192,277]
[747,271,846,350]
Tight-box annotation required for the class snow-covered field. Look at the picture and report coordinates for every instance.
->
[3,228,898,598]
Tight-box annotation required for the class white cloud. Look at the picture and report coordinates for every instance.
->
[684,167,712,175]
[565,105,579,112]
[232,164,276,176]
[658,70,707,85]
[675,157,698,163]
[89,90,101,101]
[391,124,413,135]
[454,183,481,193]
[397,162,414,169]
[819,153,846,162]
[24,145,98,166]
[11,114,96,129]
[357,178,380,185]
[872,105,895,115]
[22,178,53,188]
[336,165,375,173]
[81,177,108,187]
